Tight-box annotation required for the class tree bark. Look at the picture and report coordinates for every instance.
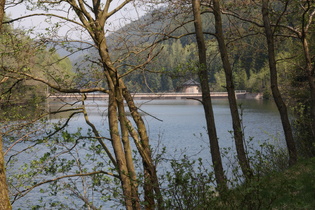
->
[116,87,140,209]
[212,0,253,179]
[191,0,227,190]
[121,84,164,210]
[262,0,297,166]
[108,86,134,209]
[0,0,4,31]
[0,136,12,210]
[0,0,13,208]
[301,32,315,139]
[92,26,138,208]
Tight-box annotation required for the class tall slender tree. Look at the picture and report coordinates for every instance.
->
[212,0,253,179]
[218,0,299,166]
[191,0,227,190]
[261,0,297,165]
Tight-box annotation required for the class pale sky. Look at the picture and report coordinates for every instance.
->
[5,0,148,39]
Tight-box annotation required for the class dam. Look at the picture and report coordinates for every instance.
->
[49,91,262,100]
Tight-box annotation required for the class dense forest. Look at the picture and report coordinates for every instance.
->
[1,0,315,209]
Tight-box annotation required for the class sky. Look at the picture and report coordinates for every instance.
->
[5,0,148,39]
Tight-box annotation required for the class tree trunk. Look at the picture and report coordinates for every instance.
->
[301,35,315,139]
[116,87,140,209]
[0,136,12,210]
[0,0,4,31]
[191,0,227,190]
[108,89,134,209]
[212,0,253,179]
[0,1,13,208]
[262,0,297,166]
[121,84,164,210]
[95,29,161,209]
[92,29,137,208]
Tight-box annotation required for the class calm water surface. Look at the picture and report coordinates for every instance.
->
[11,98,284,209]
[51,98,284,169]
[58,99,283,160]
[52,98,284,178]
[136,99,283,163]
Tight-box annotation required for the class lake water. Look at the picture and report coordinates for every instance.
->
[134,99,283,158]
[49,98,284,182]
[9,98,284,209]
[55,98,283,162]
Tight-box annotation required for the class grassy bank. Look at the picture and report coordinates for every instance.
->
[223,157,315,209]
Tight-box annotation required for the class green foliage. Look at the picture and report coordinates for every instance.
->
[292,102,315,157]
[225,158,315,209]
[6,125,118,209]
[233,67,248,90]
[275,40,315,158]
[162,156,219,209]
[0,25,74,108]
[213,69,226,91]
[160,139,315,209]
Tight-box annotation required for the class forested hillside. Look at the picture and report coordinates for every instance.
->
[0,24,73,108]
[96,6,270,94]
[67,5,295,95]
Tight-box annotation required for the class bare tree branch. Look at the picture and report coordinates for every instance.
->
[4,13,85,29]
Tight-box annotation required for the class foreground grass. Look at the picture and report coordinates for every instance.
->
[223,157,315,209]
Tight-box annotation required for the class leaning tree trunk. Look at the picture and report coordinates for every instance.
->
[262,0,297,166]
[213,0,253,179]
[191,0,227,190]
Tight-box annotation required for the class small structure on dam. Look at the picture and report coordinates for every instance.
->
[180,79,200,93]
